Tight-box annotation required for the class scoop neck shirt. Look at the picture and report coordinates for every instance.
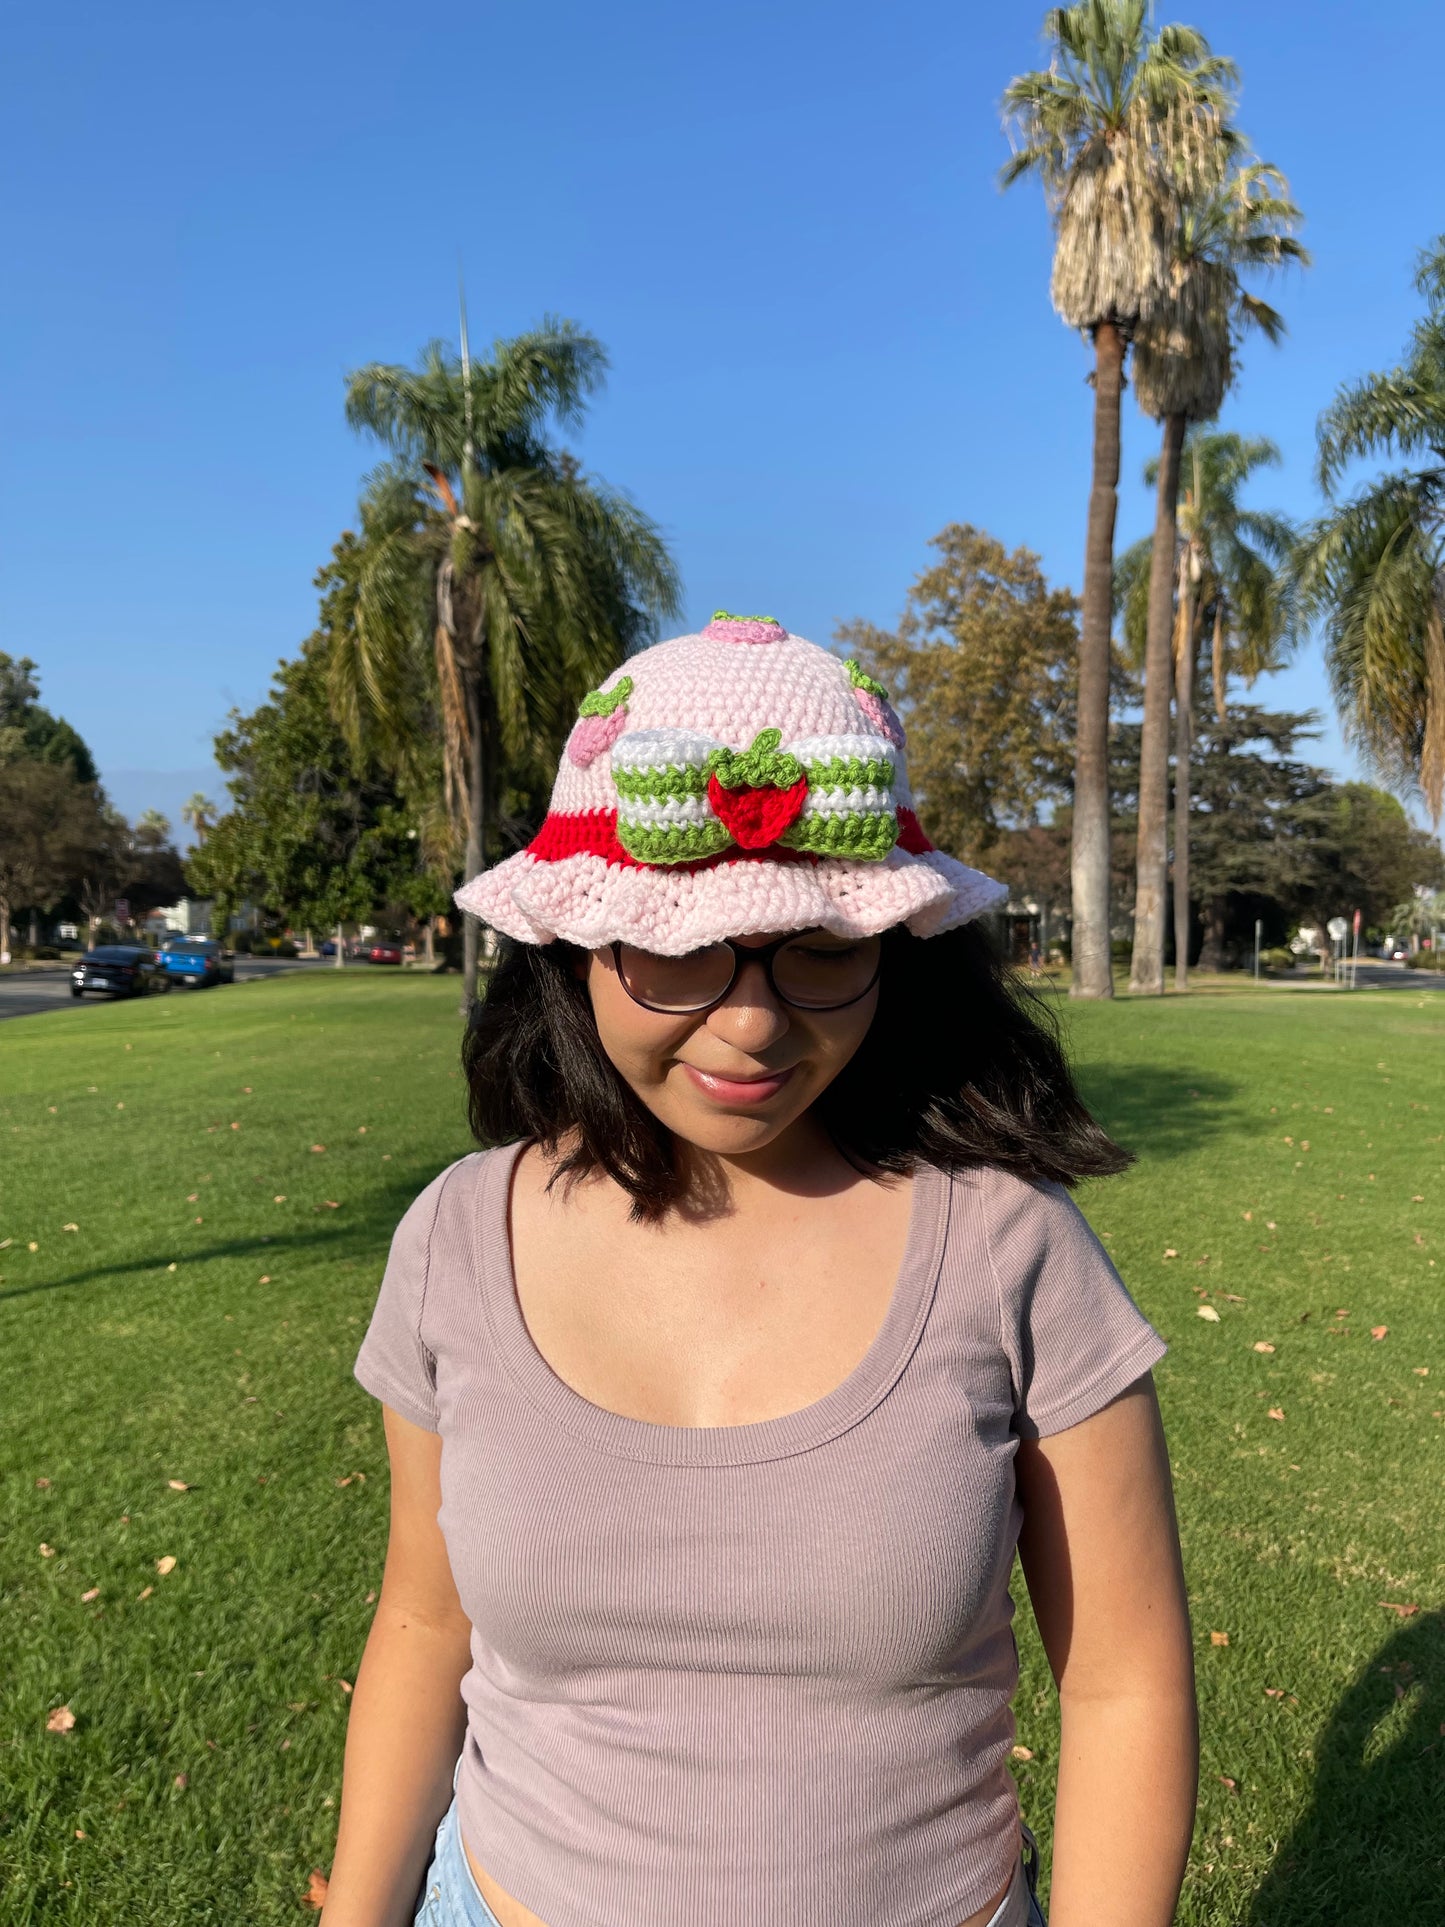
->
[354,1140,1168,1927]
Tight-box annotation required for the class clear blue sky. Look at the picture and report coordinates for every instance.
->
[3,0,1441,846]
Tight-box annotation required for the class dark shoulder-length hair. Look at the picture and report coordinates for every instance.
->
[461,920,1132,1220]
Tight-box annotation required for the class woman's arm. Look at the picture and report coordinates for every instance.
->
[1015,1373,1199,1927]
[320,1405,475,1927]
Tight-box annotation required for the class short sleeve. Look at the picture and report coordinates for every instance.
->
[983,1173,1169,1440]
[352,1169,453,1432]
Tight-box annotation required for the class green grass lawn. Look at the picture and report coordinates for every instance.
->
[2,973,1441,1925]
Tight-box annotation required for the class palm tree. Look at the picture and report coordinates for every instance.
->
[1293,236,1445,822]
[338,320,681,1004]
[181,793,215,843]
[1118,429,1300,983]
[1001,0,1235,998]
[1128,129,1307,994]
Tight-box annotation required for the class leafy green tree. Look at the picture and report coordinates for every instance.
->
[181,793,216,843]
[0,761,101,958]
[337,320,681,1001]
[1129,133,1306,994]
[0,652,98,782]
[1294,234,1445,820]
[1117,428,1300,982]
[836,525,1080,870]
[1001,0,1235,998]
[189,590,447,945]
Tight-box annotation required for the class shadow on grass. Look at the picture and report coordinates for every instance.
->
[1068,1064,1243,1164]
[0,1162,454,1303]
[1247,1610,1445,1925]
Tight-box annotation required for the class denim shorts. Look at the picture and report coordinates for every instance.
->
[413,1757,1047,1926]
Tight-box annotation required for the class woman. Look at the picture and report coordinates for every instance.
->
[324,614,1199,1927]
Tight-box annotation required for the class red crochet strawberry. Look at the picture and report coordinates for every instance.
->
[704,729,809,850]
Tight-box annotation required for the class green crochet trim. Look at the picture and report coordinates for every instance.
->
[703,728,805,792]
[845,659,890,702]
[801,754,896,791]
[616,818,733,864]
[613,761,709,802]
[712,609,781,626]
[780,811,900,859]
[577,675,634,718]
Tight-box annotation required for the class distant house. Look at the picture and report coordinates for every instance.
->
[154,898,213,938]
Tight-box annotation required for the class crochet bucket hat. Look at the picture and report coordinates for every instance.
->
[455,612,1006,956]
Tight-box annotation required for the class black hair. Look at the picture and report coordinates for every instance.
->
[461,919,1132,1220]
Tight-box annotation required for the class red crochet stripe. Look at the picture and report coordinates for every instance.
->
[896,808,934,853]
[525,809,937,866]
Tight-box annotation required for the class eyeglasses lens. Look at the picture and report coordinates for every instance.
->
[772,934,881,1007]
[615,943,736,1012]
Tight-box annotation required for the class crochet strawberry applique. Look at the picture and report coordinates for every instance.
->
[703,729,808,850]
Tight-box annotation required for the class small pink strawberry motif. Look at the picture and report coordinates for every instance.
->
[567,676,633,767]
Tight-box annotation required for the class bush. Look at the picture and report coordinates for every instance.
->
[33,945,62,960]
[273,938,298,959]
[1405,950,1445,971]
[1258,947,1294,970]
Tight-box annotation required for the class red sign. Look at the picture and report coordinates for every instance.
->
[1352,907,1362,935]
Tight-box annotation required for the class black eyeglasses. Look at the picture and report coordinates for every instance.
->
[609,930,883,1015]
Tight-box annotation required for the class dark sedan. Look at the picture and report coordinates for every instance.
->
[71,946,172,999]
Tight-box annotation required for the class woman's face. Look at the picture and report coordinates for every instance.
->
[582,930,880,1156]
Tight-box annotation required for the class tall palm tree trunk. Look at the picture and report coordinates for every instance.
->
[1129,409,1186,995]
[1172,585,1199,990]
[462,678,485,1011]
[1072,319,1125,1000]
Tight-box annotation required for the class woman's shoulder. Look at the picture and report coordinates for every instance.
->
[392,1139,524,1244]
[925,1158,1101,1267]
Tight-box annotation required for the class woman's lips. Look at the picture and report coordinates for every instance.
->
[681,1063,796,1105]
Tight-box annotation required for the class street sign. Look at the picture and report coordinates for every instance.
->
[113,898,130,923]
[1327,916,1348,941]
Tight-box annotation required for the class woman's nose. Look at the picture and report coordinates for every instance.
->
[706,957,790,1050]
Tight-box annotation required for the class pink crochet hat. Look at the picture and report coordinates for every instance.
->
[455,612,1006,955]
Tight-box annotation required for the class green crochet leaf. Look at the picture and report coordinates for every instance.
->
[845,659,890,703]
[711,609,781,625]
[703,728,806,792]
[577,675,634,718]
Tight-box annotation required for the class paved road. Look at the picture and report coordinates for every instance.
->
[0,956,336,1022]
[1338,960,1445,991]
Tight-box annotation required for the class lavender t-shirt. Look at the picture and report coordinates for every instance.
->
[353,1141,1168,1927]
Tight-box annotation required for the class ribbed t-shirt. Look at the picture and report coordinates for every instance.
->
[353,1140,1168,1927]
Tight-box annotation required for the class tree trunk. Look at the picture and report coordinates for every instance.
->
[1072,320,1125,1000]
[424,917,435,967]
[1198,893,1228,973]
[335,922,344,969]
[1172,584,1199,991]
[462,678,485,1012]
[1211,599,1227,723]
[1129,409,1185,997]
[0,900,10,965]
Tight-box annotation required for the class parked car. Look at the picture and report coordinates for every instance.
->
[159,938,235,987]
[319,937,361,959]
[71,946,172,999]
[364,939,405,965]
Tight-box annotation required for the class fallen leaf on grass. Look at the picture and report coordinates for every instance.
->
[1010,1744,1034,1760]
[1253,1342,1276,1354]
[230,1122,241,1132]
[1218,1775,1238,1792]
[166,1263,176,1273]
[1197,1305,1221,1322]
[80,1587,99,1602]
[1163,1248,1178,1260]
[273,1195,286,1203]
[174,1773,188,1789]
[1210,1631,1230,1646]
[338,1678,353,1694]
[1267,1408,1286,1421]
[1242,1211,1253,1221]
[187,1193,198,1202]
[321,1200,341,1210]
[1263,1688,1299,1702]
[62,1223,78,1232]
[155,1555,177,1575]
[1371,1325,1389,1341]
[258,1275,271,1285]
[310,1144,326,1154]
[136,1585,153,1600]
[35,1476,50,1488]
[302,1868,330,1909]
[1379,1601,1420,1617]
[46,1705,76,1733]
[39,1543,55,1557]
[1414,1367,1430,1377]
[167,1480,191,1491]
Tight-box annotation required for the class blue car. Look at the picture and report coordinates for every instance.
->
[159,938,235,987]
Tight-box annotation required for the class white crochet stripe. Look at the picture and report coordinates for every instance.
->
[800,786,893,818]
[611,726,719,773]
[787,734,899,770]
[615,794,717,829]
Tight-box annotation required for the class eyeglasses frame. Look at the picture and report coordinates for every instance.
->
[607,929,884,1016]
